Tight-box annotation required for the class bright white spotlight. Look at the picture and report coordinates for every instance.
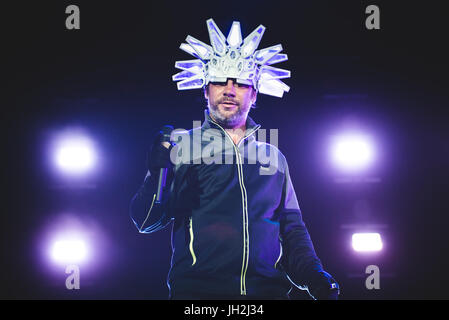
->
[330,134,375,173]
[53,133,97,175]
[352,232,383,252]
[50,239,88,265]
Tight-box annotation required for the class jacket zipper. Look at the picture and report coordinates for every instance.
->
[189,217,197,266]
[209,118,260,295]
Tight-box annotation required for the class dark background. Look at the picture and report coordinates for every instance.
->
[2,0,448,299]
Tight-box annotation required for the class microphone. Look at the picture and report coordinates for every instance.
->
[156,125,174,203]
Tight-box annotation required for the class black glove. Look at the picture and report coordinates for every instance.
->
[146,127,174,175]
[308,270,340,300]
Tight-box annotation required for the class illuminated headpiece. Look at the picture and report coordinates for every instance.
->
[172,18,291,98]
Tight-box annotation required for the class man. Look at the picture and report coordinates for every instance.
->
[130,19,339,300]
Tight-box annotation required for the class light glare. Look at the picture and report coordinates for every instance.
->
[51,239,88,264]
[352,232,383,252]
[53,134,97,175]
[331,134,375,172]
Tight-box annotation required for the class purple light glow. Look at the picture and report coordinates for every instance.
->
[352,232,383,252]
[37,214,109,271]
[50,129,98,176]
[50,236,89,265]
[330,133,376,173]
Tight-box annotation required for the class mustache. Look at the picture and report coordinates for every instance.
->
[219,98,239,105]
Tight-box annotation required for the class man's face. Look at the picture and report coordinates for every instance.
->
[205,78,257,129]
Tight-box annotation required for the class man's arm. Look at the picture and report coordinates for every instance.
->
[277,162,324,285]
[129,131,175,234]
[129,169,173,233]
[278,161,339,299]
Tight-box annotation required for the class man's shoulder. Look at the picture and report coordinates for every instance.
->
[255,140,286,159]
[253,140,289,174]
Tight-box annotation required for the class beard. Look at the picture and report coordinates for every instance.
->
[207,98,250,129]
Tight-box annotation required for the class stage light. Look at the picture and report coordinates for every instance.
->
[52,132,97,175]
[51,239,88,264]
[352,232,383,252]
[330,133,375,173]
[37,214,111,276]
[46,223,92,266]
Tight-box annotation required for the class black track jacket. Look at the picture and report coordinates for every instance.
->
[130,110,324,298]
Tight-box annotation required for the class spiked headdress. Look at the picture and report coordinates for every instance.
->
[172,18,290,98]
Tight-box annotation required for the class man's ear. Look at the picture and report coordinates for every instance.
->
[204,85,209,100]
[251,89,257,105]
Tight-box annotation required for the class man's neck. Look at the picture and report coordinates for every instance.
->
[209,113,247,145]
[225,122,247,145]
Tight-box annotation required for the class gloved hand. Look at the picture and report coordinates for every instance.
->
[146,127,174,175]
[308,270,340,300]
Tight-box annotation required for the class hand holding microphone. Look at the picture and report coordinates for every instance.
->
[147,125,174,203]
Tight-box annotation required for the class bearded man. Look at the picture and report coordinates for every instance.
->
[130,19,339,300]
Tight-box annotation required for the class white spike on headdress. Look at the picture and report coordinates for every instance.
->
[173,18,290,98]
